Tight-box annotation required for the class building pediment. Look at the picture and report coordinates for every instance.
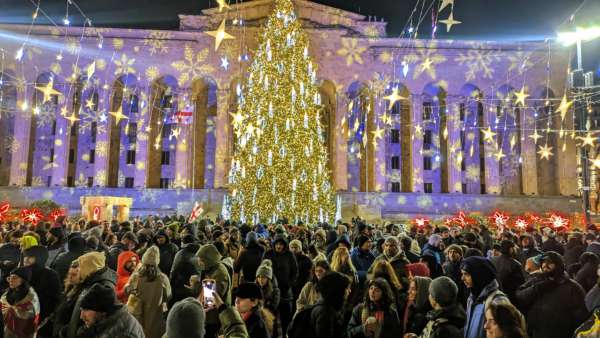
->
[179,0,387,37]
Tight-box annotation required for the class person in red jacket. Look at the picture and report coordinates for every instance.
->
[116,251,139,303]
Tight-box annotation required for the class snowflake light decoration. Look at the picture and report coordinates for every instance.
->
[545,213,570,230]
[412,216,430,228]
[21,208,43,225]
[489,211,510,228]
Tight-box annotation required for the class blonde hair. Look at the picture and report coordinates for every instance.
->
[330,246,356,275]
[371,259,402,291]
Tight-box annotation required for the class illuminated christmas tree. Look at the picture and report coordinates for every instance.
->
[229,0,335,224]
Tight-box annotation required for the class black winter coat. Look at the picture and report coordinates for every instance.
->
[491,254,525,304]
[443,261,468,307]
[575,261,598,293]
[234,242,265,283]
[311,300,347,338]
[293,253,313,299]
[516,273,588,338]
[169,243,200,305]
[263,249,298,298]
[518,245,542,265]
[347,303,402,338]
[106,242,127,271]
[244,308,270,338]
[420,304,466,338]
[155,239,179,275]
[564,240,586,268]
[51,237,86,284]
[541,238,564,255]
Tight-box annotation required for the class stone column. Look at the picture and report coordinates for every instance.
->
[483,98,501,194]
[51,84,75,186]
[334,95,349,191]
[520,105,538,195]
[134,87,151,188]
[445,95,462,193]
[411,94,424,192]
[372,100,386,192]
[213,88,231,189]
[93,85,112,187]
[174,89,192,188]
[558,106,578,196]
[9,86,33,186]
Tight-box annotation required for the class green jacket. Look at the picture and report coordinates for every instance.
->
[219,307,250,338]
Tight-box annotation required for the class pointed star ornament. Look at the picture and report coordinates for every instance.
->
[439,0,454,12]
[216,0,230,12]
[537,144,553,160]
[383,87,405,110]
[591,155,600,169]
[494,149,506,161]
[514,87,529,106]
[577,132,597,147]
[556,94,574,121]
[206,19,235,52]
[529,130,543,144]
[109,105,128,125]
[439,12,462,32]
[85,98,96,110]
[35,79,62,104]
[371,126,384,141]
[65,112,79,124]
[481,127,497,143]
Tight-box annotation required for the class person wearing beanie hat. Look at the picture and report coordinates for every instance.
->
[195,244,232,337]
[405,277,466,338]
[234,283,270,338]
[125,245,171,338]
[517,233,542,265]
[350,235,376,287]
[461,256,508,338]
[443,244,468,307]
[348,278,402,338]
[289,239,313,305]
[49,235,86,283]
[490,240,525,304]
[0,265,40,338]
[46,225,66,267]
[263,234,298,334]
[235,231,265,284]
[255,259,281,317]
[255,259,273,281]
[516,250,588,338]
[22,245,62,337]
[20,235,38,251]
[541,228,565,255]
[78,284,144,338]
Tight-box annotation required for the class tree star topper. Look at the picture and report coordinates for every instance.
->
[206,19,235,52]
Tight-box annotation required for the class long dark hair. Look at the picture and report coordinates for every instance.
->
[364,278,395,311]
[139,264,158,282]
[487,302,527,338]
[311,260,330,283]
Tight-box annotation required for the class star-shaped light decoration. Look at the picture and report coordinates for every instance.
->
[546,213,570,230]
[439,0,454,11]
[20,208,43,225]
[35,79,62,104]
[216,0,230,12]
[514,87,529,106]
[371,126,384,143]
[555,94,574,121]
[65,112,79,125]
[109,105,128,125]
[99,112,108,123]
[494,149,506,161]
[414,124,423,136]
[60,106,69,117]
[592,155,600,169]
[220,57,229,70]
[85,98,96,110]
[383,87,405,110]
[421,58,433,71]
[230,111,244,129]
[481,127,497,143]
[170,127,181,140]
[412,217,430,228]
[206,19,235,52]
[577,132,597,147]
[513,217,529,229]
[489,211,510,228]
[87,61,95,79]
[439,12,461,32]
[0,203,10,221]
[529,130,543,144]
[537,143,553,160]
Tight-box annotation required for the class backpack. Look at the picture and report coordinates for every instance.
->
[287,304,320,338]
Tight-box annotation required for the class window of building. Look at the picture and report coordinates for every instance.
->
[390,101,400,115]
[69,149,74,164]
[70,122,78,136]
[423,102,432,121]
[87,177,93,187]
[67,176,73,187]
[91,122,97,143]
[47,176,52,187]
[160,95,173,109]
[124,177,134,188]
[391,156,400,170]
[496,105,502,117]
[462,183,467,194]
[89,149,95,164]
[126,150,136,165]
[162,124,171,138]
[127,122,137,143]
[391,129,400,143]
[130,95,139,113]
[161,151,170,165]
[160,178,170,189]
[423,130,433,150]
[51,120,57,135]
[423,156,432,170]
[49,148,54,163]
[461,158,466,171]
[480,157,485,171]
[481,183,486,194]
[91,92,99,111]
[459,103,465,121]
[424,182,433,193]
[391,182,400,192]
[460,130,466,150]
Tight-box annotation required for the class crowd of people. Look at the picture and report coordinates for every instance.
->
[0,213,598,338]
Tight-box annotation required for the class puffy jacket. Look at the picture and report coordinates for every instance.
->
[115,251,139,303]
[234,242,265,284]
[169,243,200,305]
[310,300,347,338]
[464,280,508,338]
[263,235,298,298]
[491,254,525,304]
[51,236,86,284]
[75,305,144,338]
[350,248,376,284]
[420,303,466,338]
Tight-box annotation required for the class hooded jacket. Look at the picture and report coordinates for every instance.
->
[420,303,466,338]
[263,235,298,298]
[51,236,87,284]
[154,230,179,275]
[234,239,265,284]
[403,276,433,335]
[516,251,589,338]
[169,242,201,305]
[196,244,232,325]
[115,250,139,303]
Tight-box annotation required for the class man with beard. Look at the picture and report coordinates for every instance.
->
[107,231,138,271]
[367,236,410,289]
[46,226,67,268]
[22,245,62,338]
[443,244,468,307]
[115,250,139,303]
[516,251,588,338]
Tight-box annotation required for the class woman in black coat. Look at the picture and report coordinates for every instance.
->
[311,272,351,338]
[347,278,402,338]
[235,232,265,283]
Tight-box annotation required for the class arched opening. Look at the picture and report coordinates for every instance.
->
[108,74,137,187]
[0,72,17,186]
[27,72,61,186]
[148,75,178,188]
[318,80,336,183]
[533,87,558,195]
[459,84,485,194]
[383,83,411,192]
[496,85,523,195]
[422,83,447,193]
[66,77,85,187]
[190,77,217,189]
[346,82,374,192]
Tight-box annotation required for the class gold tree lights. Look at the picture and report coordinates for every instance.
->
[228,0,335,224]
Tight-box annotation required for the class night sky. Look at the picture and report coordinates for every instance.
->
[2,0,599,71]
